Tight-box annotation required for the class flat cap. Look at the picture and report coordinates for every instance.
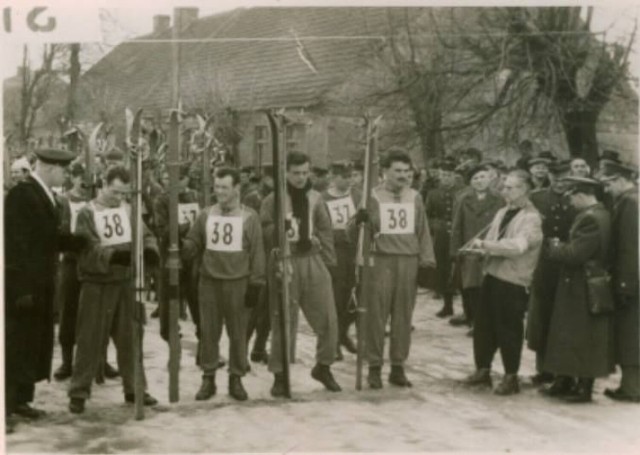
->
[549,159,571,175]
[34,148,75,165]
[311,166,329,176]
[599,161,637,181]
[598,149,621,164]
[467,164,490,181]
[329,160,351,175]
[528,151,555,167]
[561,176,602,195]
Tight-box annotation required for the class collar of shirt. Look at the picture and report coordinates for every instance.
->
[31,171,57,207]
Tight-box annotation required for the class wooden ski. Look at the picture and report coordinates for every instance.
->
[265,110,292,398]
[354,114,382,391]
[166,109,182,403]
[126,107,146,419]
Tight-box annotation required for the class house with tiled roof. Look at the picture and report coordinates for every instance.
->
[78,6,638,168]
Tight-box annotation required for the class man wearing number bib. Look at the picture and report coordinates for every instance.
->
[322,161,361,360]
[353,149,436,389]
[182,168,265,401]
[68,166,159,414]
[261,152,342,396]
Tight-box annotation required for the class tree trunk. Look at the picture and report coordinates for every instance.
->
[66,43,81,122]
[561,109,599,167]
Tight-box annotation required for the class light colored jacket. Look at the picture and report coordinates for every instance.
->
[482,199,543,287]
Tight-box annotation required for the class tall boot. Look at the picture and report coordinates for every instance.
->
[563,377,593,403]
[539,375,575,397]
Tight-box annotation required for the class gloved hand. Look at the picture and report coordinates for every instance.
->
[110,250,132,266]
[144,249,160,268]
[14,294,35,312]
[58,233,89,253]
[355,208,370,224]
[244,284,263,309]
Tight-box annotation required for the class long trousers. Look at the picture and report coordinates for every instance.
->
[461,287,481,323]
[246,283,271,354]
[473,274,528,374]
[268,254,338,373]
[159,256,200,342]
[58,260,81,349]
[198,276,249,377]
[68,281,147,399]
[366,255,419,367]
[329,246,357,341]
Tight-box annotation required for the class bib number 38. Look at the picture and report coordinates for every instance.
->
[95,207,132,246]
[206,215,243,252]
[380,203,415,235]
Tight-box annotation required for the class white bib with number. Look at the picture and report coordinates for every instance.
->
[94,205,132,246]
[69,201,87,233]
[380,203,415,235]
[178,202,200,225]
[206,215,243,252]
[326,196,356,230]
[285,214,300,242]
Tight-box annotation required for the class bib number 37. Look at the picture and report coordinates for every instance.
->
[380,203,415,235]
[206,215,243,252]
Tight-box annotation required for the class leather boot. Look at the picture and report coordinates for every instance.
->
[104,361,120,379]
[436,297,454,318]
[195,375,216,401]
[124,392,158,406]
[563,378,593,403]
[68,398,85,414]
[539,376,575,397]
[228,374,248,401]
[54,345,74,381]
[494,374,520,396]
[389,365,412,387]
[340,335,357,354]
[368,366,383,390]
[311,364,341,392]
[463,368,492,387]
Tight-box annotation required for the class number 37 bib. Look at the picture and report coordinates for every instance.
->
[206,215,243,252]
[379,203,415,235]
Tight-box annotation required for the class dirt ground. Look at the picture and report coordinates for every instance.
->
[5,290,640,453]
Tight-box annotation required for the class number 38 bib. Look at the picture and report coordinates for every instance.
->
[94,206,132,246]
[206,215,243,252]
[379,202,415,235]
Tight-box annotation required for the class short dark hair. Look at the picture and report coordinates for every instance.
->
[104,165,130,185]
[381,147,412,169]
[215,167,240,186]
[286,152,310,170]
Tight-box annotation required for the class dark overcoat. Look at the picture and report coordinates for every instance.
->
[4,176,62,385]
[449,190,504,289]
[543,203,615,378]
[610,188,639,367]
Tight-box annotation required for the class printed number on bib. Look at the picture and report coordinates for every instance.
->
[380,203,415,235]
[285,215,300,242]
[178,203,200,225]
[95,207,132,246]
[69,201,86,233]
[326,197,355,230]
[206,215,243,252]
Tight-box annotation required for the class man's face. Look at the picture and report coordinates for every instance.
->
[49,163,68,188]
[530,163,549,179]
[160,172,170,188]
[470,170,490,192]
[240,172,251,185]
[570,159,590,178]
[11,169,24,182]
[104,178,130,205]
[332,172,350,192]
[214,174,238,205]
[602,176,628,198]
[567,192,588,209]
[439,170,455,187]
[501,175,528,203]
[287,162,310,189]
[384,161,412,189]
[350,170,363,187]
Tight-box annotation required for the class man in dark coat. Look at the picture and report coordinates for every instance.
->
[527,160,575,387]
[4,148,83,431]
[544,177,614,403]
[600,162,640,403]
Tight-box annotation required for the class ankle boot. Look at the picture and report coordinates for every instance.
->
[539,376,575,397]
[311,364,341,392]
[389,365,412,387]
[228,374,248,401]
[54,345,74,381]
[270,373,287,398]
[494,374,520,396]
[563,377,593,403]
[463,368,492,387]
[368,366,383,389]
[436,295,454,318]
[195,375,216,401]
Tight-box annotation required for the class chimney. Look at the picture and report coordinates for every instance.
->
[175,7,199,32]
[153,15,171,34]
